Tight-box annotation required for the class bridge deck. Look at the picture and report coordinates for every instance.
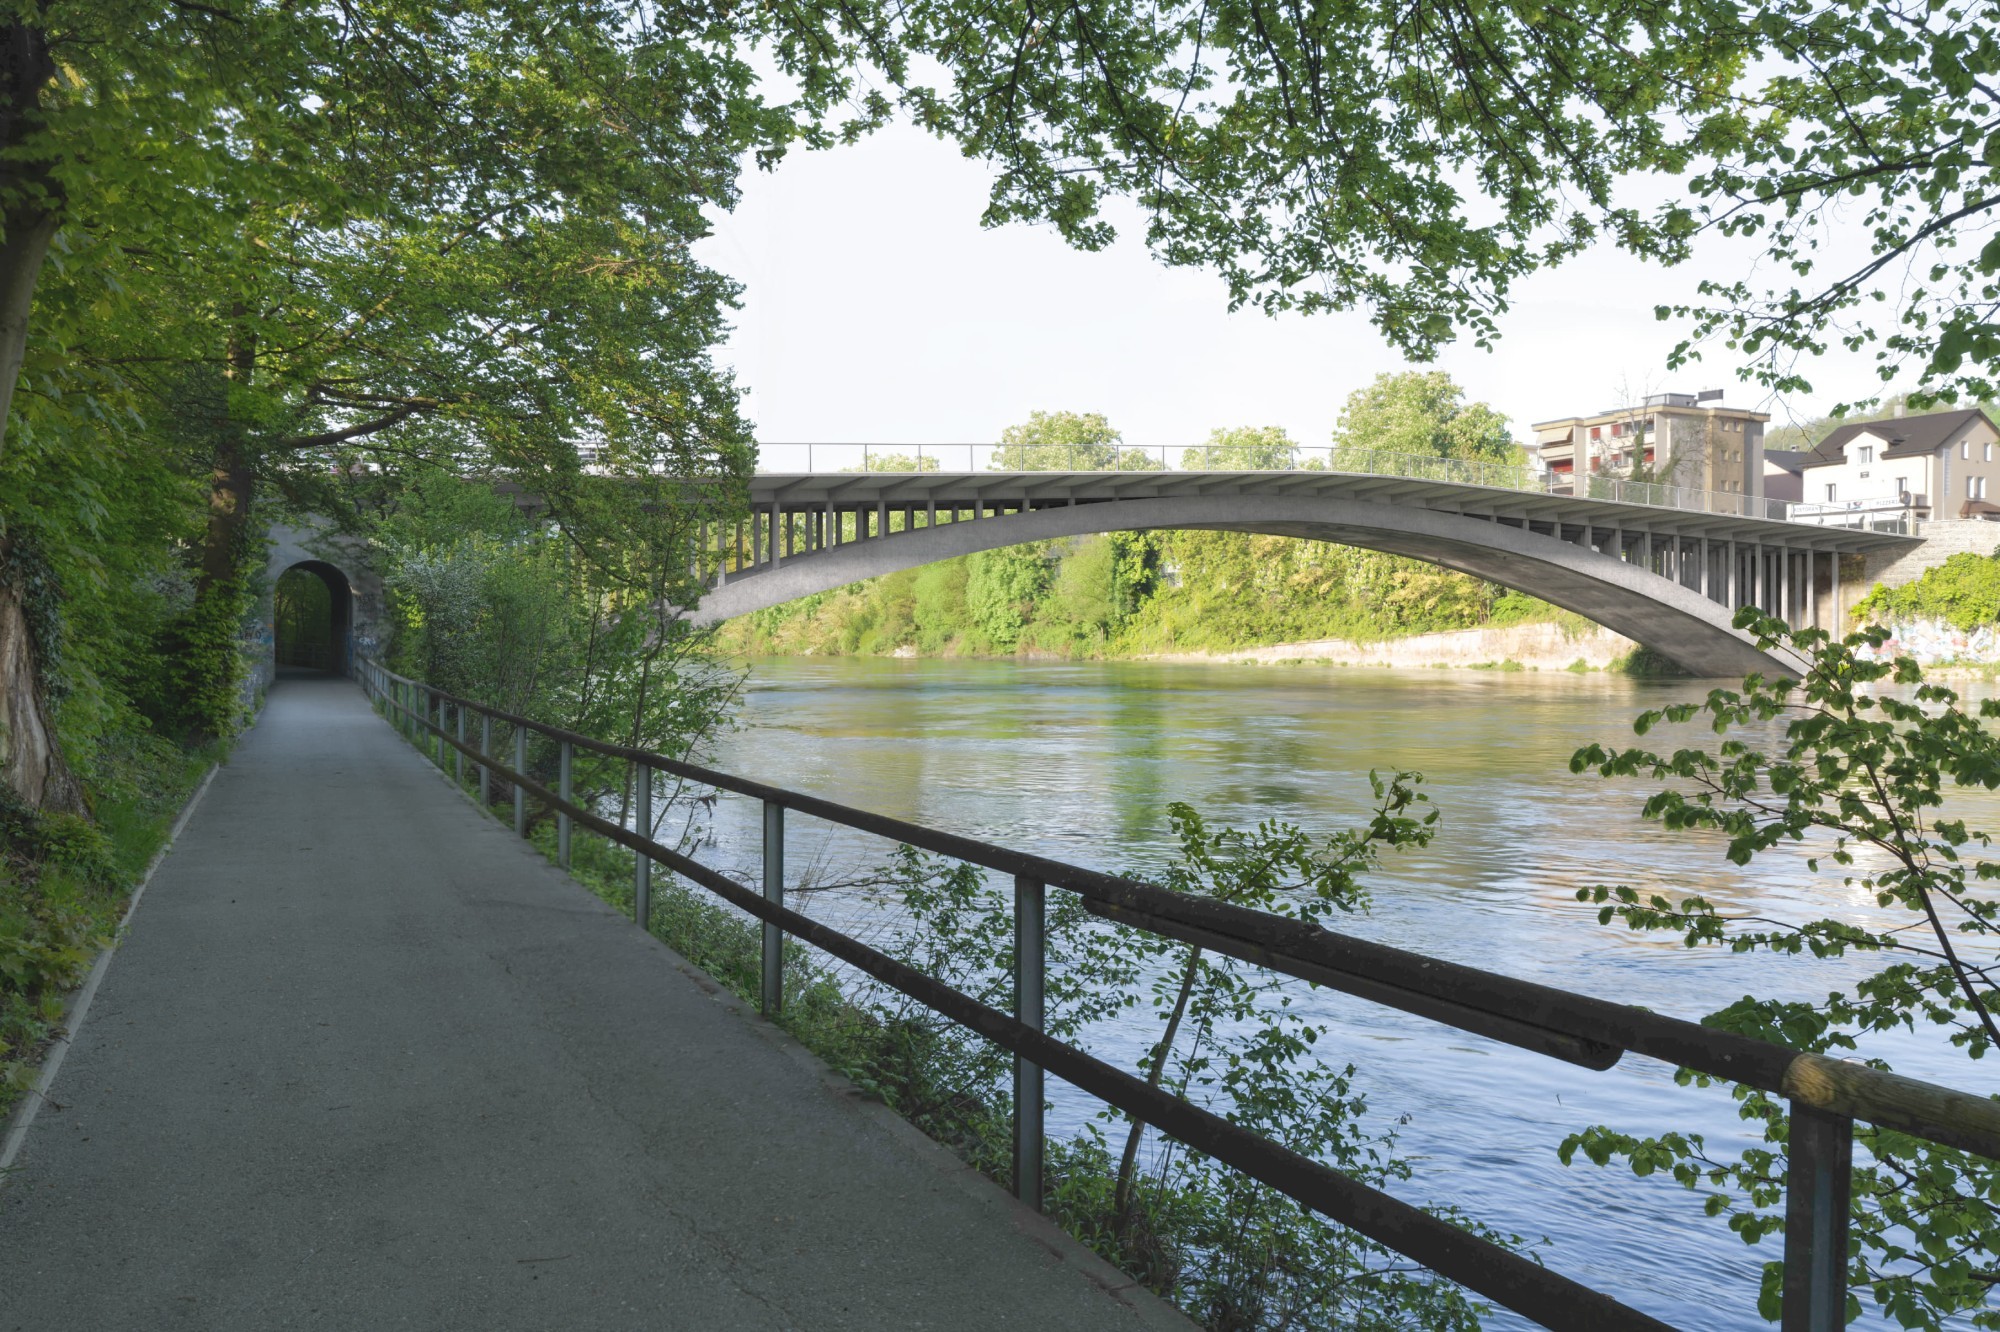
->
[0,675,1186,1331]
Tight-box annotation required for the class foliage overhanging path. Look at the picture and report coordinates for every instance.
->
[0,675,1192,1332]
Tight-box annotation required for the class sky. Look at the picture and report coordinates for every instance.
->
[693,124,1887,455]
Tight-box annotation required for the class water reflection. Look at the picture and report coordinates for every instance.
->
[700,657,1999,1330]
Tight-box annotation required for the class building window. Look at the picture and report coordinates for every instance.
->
[1963,441,1970,459]
[1859,445,1875,464]
[1987,443,1994,463]
[1974,477,1989,500]
[1826,483,1838,501]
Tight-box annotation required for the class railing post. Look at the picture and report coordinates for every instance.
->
[479,714,492,809]
[633,762,651,928]
[558,739,572,869]
[454,704,465,789]
[761,801,784,1016]
[513,725,526,835]
[1013,874,1045,1211]
[1781,1101,1853,1332]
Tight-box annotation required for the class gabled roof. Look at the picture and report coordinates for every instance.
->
[1762,449,1814,475]
[1801,409,1996,467]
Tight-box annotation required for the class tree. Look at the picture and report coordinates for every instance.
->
[1566,612,2000,1329]
[1181,426,1296,470]
[0,0,832,784]
[862,4,2000,409]
[990,410,1125,470]
[1330,372,1517,468]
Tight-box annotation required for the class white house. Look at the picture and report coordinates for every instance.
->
[1797,409,2000,521]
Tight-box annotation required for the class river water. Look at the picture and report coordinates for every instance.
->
[693,656,1995,1330]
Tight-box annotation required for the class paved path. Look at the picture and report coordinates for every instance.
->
[0,674,1188,1331]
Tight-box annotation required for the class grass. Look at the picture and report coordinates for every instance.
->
[0,737,218,1116]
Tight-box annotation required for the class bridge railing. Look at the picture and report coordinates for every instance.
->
[360,657,2000,1332]
[754,442,1799,524]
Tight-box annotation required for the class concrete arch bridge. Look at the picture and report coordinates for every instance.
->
[691,470,1917,677]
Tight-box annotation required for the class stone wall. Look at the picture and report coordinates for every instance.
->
[254,519,386,701]
[1856,618,2000,666]
[1839,518,2000,632]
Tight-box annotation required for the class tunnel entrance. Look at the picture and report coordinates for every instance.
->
[274,561,354,674]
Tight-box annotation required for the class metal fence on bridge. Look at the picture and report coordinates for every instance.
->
[751,442,1868,528]
[363,657,1998,1332]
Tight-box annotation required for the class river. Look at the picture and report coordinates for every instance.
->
[691,656,1994,1330]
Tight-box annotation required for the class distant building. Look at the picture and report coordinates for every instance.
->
[1796,408,2000,521]
[1534,392,1770,497]
[1762,449,1815,504]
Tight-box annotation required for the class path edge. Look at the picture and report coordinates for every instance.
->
[0,759,224,1180]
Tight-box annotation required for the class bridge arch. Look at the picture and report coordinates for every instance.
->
[694,495,1810,677]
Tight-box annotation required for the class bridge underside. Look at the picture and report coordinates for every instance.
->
[690,492,1868,677]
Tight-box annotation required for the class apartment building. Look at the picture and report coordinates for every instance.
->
[1534,391,1770,497]
[1796,408,2000,520]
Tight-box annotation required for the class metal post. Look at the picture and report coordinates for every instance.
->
[479,714,492,809]
[762,801,784,1017]
[513,726,526,836]
[558,739,573,869]
[1830,549,1841,634]
[454,703,465,788]
[1781,1103,1852,1332]
[633,762,651,928]
[1013,875,1046,1210]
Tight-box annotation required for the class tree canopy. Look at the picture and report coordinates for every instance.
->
[1183,426,1297,470]
[990,409,1128,470]
[1331,372,1517,465]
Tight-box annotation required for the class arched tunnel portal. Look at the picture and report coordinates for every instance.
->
[273,560,355,675]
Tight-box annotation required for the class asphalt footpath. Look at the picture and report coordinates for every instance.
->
[0,673,1190,1331]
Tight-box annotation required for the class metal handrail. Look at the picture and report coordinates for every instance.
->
[749,442,1803,525]
[360,658,2000,1332]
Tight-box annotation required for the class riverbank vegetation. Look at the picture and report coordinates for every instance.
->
[1854,549,2000,632]
[718,529,1581,660]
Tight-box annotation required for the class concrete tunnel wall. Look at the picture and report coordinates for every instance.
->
[691,496,1808,679]
[256,522,387,700]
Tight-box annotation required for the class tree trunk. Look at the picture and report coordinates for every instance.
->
[0,24,74,812]
[0,21,59,465]
[0,543,83,814]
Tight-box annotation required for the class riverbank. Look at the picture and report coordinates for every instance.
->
[1133,620,1638,672]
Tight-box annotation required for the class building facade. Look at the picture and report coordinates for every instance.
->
[1535,392,1770,497]
[1795,409,2000,522]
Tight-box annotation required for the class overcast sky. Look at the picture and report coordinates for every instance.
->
[694,125,1886,454]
